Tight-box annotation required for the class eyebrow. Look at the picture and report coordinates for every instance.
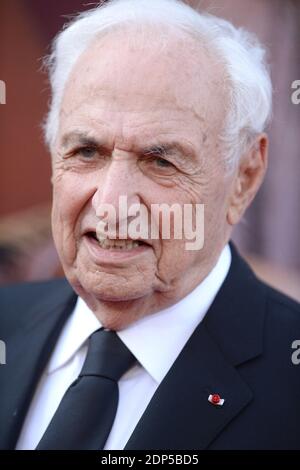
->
[142,143,195,161]
[60,131,196,161]
[61,132,102,149]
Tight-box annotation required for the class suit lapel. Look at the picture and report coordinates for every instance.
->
[0,280,76,449]
[125,243,266,449]
[124,321,253,450]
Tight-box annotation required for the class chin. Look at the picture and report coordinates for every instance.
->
[79,278,152,303]
[94,290,144,302]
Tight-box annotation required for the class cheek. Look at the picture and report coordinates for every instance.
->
[53,171,95,219]
[154,175,228,272]
[51,174,95,262]
[157,232,195,268]
[154,237,203,290]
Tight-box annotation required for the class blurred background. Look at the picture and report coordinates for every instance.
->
[0,0,299,300]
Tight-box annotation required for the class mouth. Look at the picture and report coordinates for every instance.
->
[85,231,150,251]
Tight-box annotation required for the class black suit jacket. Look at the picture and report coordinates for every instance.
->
[0,243,300,450]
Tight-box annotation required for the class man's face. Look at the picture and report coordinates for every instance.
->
[51,28,232,329]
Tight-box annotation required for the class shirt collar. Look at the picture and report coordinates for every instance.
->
[48,244,231,383]
[47,296,102,374]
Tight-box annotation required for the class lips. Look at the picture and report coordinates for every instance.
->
[85,231,150,250]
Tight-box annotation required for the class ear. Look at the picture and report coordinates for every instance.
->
[227,133,268,226]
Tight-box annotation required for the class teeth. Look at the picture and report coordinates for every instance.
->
[97,238,140,250]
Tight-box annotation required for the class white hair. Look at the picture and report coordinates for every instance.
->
[44,0,272,170]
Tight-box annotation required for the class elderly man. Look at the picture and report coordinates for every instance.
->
[0,0,299,451]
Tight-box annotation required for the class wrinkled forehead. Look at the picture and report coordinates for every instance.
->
[60,25,228,134]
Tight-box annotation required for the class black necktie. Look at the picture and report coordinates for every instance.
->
[36,327,137,450]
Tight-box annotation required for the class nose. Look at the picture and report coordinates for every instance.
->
[91,155,141,226]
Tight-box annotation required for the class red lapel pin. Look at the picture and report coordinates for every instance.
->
[208,393,225,406]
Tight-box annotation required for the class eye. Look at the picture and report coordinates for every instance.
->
[155,157,173,168]
[138,153,177,178]
[76,146,97,159]
[151,156,177,174]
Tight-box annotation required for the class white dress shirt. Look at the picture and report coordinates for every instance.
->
[16,244,231,450]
